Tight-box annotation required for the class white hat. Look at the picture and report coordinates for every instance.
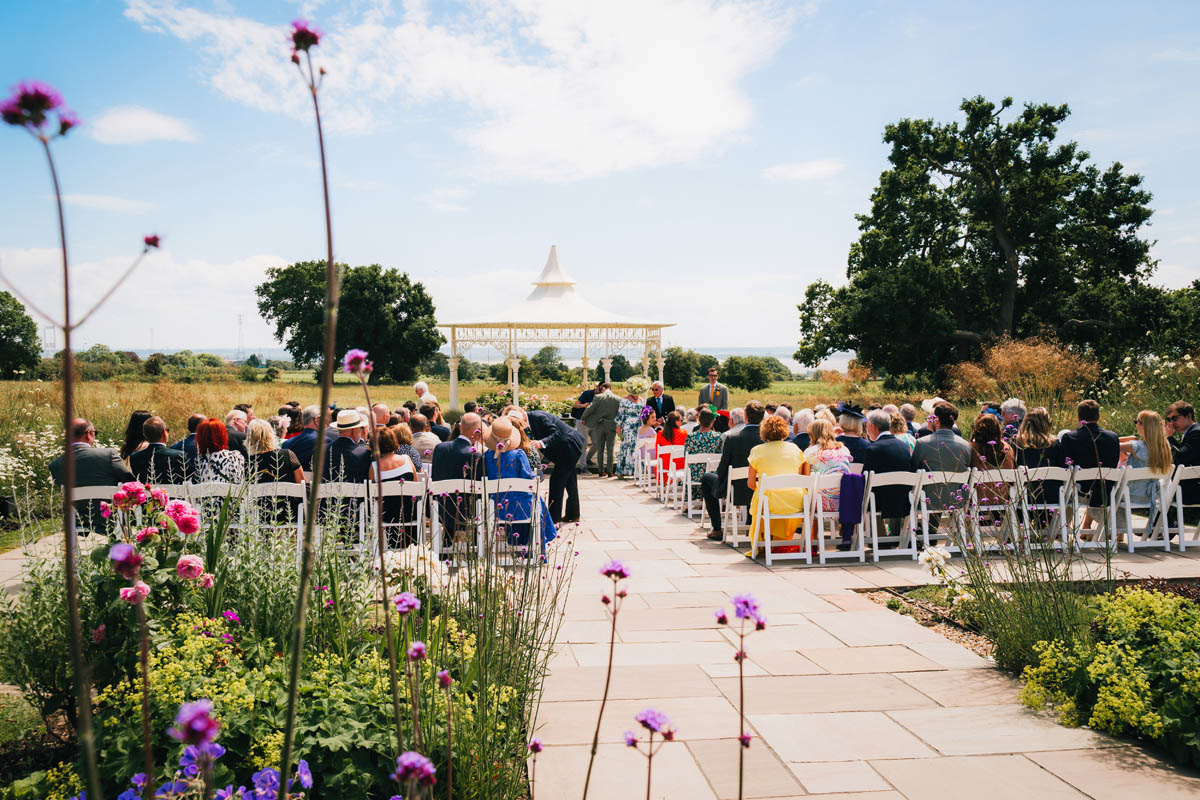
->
[335,409,367,430]
[920,396,947,415]
[484,416,522,452]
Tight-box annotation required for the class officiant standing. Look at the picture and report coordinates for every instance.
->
[698,367,729,411]
[527,409,586,524]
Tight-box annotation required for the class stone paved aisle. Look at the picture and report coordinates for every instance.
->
[532,475,1200,800]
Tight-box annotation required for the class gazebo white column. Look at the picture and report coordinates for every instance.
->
[581,355,590,384]
[447,357,460,410]
[507,357,521,404]
[656,354,666,384]
[601,356,613,384]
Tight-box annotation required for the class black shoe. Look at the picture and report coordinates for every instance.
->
[707,530,724,541]
[836,541,853,552]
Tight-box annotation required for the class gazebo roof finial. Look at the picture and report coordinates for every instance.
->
[532,245,574,286]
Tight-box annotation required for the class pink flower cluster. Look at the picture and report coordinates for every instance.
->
[164,499,201,534]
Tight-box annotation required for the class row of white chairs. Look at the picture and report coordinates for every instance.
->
[69,475,547,564]
[629,437,1200,566]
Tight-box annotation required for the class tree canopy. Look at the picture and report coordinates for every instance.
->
[796,96,1163,380]
[0,291,40,378]
[720,355,773,391]
[256,261,443,383]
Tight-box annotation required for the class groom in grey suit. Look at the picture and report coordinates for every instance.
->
[698,367,729,411]
[581,382,621,477]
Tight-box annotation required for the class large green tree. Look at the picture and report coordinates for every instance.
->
[662,347,701,389]
[0,291,40,378]
[256,261,444,382]
[796,96,1158,379]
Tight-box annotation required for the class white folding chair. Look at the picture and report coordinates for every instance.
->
[366,477,428,555]
[484,477,543,564]
[968,467,1019,552]
[810,471,866,564]
[1069,467,1119,551]
[916,470,973,553]
[1163,465,1200,550]
[1112,467,1171,552]
[723,466,751,547]
[864,471,923,561]
[314,480,368,551]
[751,474,811,566]
[634,437,657,490]
[683,453,721,522]
[1013,466,1072,549]
[188,481,247,529]
[69,485,119,534]
[248,481,308,553]
[655,445,685,505]
[427,478,483,562]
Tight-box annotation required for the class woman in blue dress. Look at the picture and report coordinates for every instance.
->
[483,416,557,549]
[615,384,646,478]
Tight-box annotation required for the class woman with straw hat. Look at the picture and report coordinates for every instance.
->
[484,416,557,549]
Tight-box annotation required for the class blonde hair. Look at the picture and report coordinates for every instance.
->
[759,415,789,442]
[889,414,907,435]
[1138,410,1173,475]
[245,418,278,456]
[838,414,862,435]
[808,419,837,450]
[816,408,837,426]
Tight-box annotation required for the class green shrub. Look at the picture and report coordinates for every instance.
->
[1021,587,1200,767]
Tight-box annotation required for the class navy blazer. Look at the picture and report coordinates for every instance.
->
[789,432,810,451]
[837,434,871,464]
[130,442,190,484]
[1060,422,1120,503]
[323,435,371,483]
[646,393,675,420]
[431,437,484,482]
[527,410,585,466]
[1170,422,1200,504]
[863,434,915,517]
[281,428,318,471]
[715,424,760,507]
[431,423,452,442]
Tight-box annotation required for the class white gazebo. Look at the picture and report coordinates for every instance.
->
[439,246,674,408]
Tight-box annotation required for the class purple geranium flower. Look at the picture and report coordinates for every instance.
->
[297,759,313,790]
[599,559,630,580]
[251,767,280,800]
[179,742,226,776]
[392,751,437,785]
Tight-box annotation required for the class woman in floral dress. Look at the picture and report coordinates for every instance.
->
[684,408,722,498]
[614,385,645,477]
[802,419,852,512]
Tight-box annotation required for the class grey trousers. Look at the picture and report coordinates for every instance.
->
[593,426,616,475]
[575,419,592,468]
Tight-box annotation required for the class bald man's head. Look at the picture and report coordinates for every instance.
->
[459,412,483,441]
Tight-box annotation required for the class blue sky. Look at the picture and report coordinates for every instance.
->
[1,0,1198,358]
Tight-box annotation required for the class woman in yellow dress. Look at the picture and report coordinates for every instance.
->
[748,415,808,545]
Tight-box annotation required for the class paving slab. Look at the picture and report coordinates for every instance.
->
[895,667,1022,706]
[750,711,937,761]
[714,674,936,714]
[800,645,941,674]
[1025,747,1200,799]
[537,696,744,744]
[788,760,891,794]
[686,738,804,799]
[888,704,1107,754]
[805,610,949,646]
[871,754,1088,799]
[541,664,721,702]
[533,742,716,800]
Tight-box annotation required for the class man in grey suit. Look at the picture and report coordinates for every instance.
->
[581,382,621,477]
[49,417,134,534]
[910,401,973,511]
[698,367,729,411]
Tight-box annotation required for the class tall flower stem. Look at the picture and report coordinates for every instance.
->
[406,661,425,752]
[41,135,104,800]
[644,731,656,800]
[444,684,454,800]
[137,602,155,800]
[737,624,745,800]
[279,45,341,788]
[582,577,622,800]
[359,375,406,756]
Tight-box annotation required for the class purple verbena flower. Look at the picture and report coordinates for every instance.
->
[438,670,453,688]
[167,699,219,745]
[731,593,760,620]
[1,81,63,129]
[623,730,638,747]
[341,348,371,374]
[634,708,671,734]
[144,234,161,249]
[407,641,427,661]
[393,591,421,615]
[599,559,630,580]
[392,751,437,785]
[714,608,728,625]
[527,737,543,753]
[290,19,322,52]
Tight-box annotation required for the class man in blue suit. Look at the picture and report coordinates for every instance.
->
[1059,399,1120,510]
[526,409,585,523]
[864,408,916,548]
[281,405,322,471]
[168,413,207,474]
[431,413,485,551]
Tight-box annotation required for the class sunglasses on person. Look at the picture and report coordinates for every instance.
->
[1167,415,1181,423]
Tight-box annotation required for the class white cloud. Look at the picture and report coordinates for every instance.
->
[761,158,844,181]
[60,194,152,214]
[123,0,798,180]
[89,105,199,145]
[426,188,470,212]
[0,247,282,349]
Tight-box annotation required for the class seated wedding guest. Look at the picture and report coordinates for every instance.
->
[684,408,722,500]
[395,405,412,424]
[899,403,918,436]
[278,405,302,439]
[713,409,731,434]
[1120,410,1173,513]
[764,403,778,416]
[50,418,134,534]
[483,417,556,549]
[774,405,792,426]
[982,401,1003,419]
[234,403,255,421]
[130,415,188,484]
[194,417,246,483]
[386,421,424,473]
[324,409,371,482]
[790,408,813,451]
[1061,399,1120,516]
[506,408,543,472]
[683,408,699,434]
[266,415,289,440]
[655,411,687,482]
[245,418,304,483]
[911,402,973,510]
[701,401,764,540]
[614,382,646,478]
[281,405,321,471]
[747,414,806,547]
[224,408,250,458]
[170,413,207,467]
[403,400,418,414]
[864,409,916,542]
[120,409,152,466]
[889,414,916,453]
[370,426,419,545]
[372,403,390,428]
[637,407,659,441]
[410,414,441,462]
[970,414,1014,509]
[1013,407,1065,519]
[1001,397,1026,434]
[1166,401,1200,521]
[916,397,961,438]
[726,407,746,437]
[815,407,838,429]
[835,403,870,462]
[463,400,477,414]
[421,403,451,442]
[803,419,854,549]
[431,412,484,481]
[414,380,429,405]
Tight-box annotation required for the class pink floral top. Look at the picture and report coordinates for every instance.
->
[803,443,852,511]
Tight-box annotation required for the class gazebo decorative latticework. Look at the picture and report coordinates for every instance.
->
[439,246,674,408]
